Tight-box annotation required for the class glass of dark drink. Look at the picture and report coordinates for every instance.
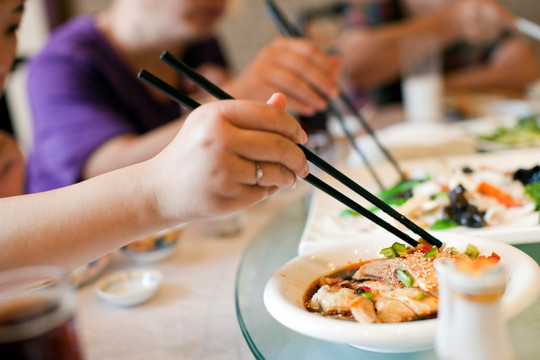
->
[0,266,84,359]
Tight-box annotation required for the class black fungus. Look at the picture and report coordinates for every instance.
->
[443,185,485,228]
[513,165,540,185]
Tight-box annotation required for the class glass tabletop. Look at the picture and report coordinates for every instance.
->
[235,195,540,360]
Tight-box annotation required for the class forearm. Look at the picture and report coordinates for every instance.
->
[446,39,540,91]
[83,118,184,179]
[0,163,167,271]
[339,5,459,88]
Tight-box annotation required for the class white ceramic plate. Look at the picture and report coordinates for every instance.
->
[264,233,540,353]
[300,148,540,255]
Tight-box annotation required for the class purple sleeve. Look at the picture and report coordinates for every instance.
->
[26,56,135,193]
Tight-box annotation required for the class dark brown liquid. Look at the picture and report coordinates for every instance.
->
[0,298,83,360]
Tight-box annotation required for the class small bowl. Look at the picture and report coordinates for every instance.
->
[121,224,186,264]
[95,268,163,307]
[70,254,112,287]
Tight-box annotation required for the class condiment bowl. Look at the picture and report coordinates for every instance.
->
[95,268,163,307]
[121,224,186,264]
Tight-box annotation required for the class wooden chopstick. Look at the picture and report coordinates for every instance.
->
[264,0,407,185]
[156,53,443,248]
[137,67,421,247]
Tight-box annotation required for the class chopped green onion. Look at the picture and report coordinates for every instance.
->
[396,269,413,287]
[361,291,374,301]
[447,247,457,255]
[416,292,426,300]
[379,247,397,259]
[424,247,438,258]
[465,244,479,259]
[392,242,408,256]
[430,218,459,230]
[339,209,360,218]
[378,180,422,201]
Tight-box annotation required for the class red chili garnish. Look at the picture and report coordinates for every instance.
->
[363,286,371,292]
[490,252,501,260]
[421,245,433,254]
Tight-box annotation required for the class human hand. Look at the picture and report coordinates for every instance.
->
[225,37,340,116]
[450,0,515,45]
[0,131,24,197]
[145,93,309,222]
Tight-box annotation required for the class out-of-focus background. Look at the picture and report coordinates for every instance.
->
[5,0,540,153]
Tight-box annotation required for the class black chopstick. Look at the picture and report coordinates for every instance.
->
[156,53,442,248]
[137,68,420,247]
[162,50,382,190]
[264,0,407,184]
[142,55,443,248]
[138,69,201,110]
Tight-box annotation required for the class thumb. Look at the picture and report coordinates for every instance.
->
[266,93,288,111]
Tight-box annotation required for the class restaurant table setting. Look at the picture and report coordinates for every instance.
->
[84,39,540,359]
[3,2,540,358]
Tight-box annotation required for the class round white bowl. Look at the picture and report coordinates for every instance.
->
[264,233,540,353]
[121,224,186,264]
[95,268,163,307]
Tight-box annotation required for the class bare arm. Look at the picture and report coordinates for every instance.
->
[337,0,518,90]
[82,117,183,179]
[337,6,458,89]
[445,37,540,90]
[0,95,309,271]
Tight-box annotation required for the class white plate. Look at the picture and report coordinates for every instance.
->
[300,148,540,255]
[264,233,540,353]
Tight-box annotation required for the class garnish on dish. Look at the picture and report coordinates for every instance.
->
[337,165,540,231]
[305,241,499,323]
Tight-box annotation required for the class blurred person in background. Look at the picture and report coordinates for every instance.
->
[336,0,540,107]
[26,0,340,193]
[0,0,309,269]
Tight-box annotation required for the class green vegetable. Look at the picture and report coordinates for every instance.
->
[430,218,459,230]
[379,247,397,259]
[446,246,457,255]
[378,180,422,201]
[396,269,413,287]
[339,208,360,218]
[416,292,426,300]
[478,116,540,145]
[392,242,408,257]
[361,291,374,301]
[424,247,438,258]
[524,182,540,225]
[464,244,479,259]
[369,197,409,212]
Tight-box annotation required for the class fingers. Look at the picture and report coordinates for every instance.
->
[266,93,288,110]
[267,38,340,98]
[207,99,308,145]
[237,158,299,189]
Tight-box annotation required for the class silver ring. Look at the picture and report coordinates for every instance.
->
[255,161,263,186]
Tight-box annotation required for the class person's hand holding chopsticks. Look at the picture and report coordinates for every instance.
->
[223,38,340,116]
[146,93,309,223]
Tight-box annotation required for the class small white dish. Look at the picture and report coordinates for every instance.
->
[95,268,163,307]
[121,224,186,264]
[264,233,540,353]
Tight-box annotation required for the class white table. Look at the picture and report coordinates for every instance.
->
[75,187,309,360]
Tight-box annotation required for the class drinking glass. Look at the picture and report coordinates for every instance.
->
[0,266,84,359]
[400,36,444,123]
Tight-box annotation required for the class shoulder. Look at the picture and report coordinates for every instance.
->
[29,16,110,73]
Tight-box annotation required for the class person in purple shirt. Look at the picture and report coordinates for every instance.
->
[27,0,340,193]
[0,0,310,270]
